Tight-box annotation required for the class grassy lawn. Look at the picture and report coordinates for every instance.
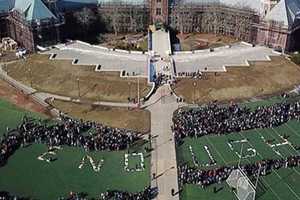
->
[127,153,144,170]
[0,99,150,199]
[51,100,150,133]
[173,56,300,104]
[0,142,150,200]
[6,54,151,103]
[177,97,300,200]
[177,120,300,168]
[181,167,300,200]
[0,99,46,135]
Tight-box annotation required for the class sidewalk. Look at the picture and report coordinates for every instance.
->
[148,85,182,200]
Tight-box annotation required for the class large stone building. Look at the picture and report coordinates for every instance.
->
[0,0,299,52]
[0,0,63,51]
[256,0,300,51]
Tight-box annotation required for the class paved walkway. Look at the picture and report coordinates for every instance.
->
[173,43,280,72]
[43,41,148,76]
[152,29,171,57]
[151,29,173,79]
[148,85,183,200]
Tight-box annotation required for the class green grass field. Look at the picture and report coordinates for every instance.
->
[0,99,46,135]
[177,97,300,200]
[0,99,150,199]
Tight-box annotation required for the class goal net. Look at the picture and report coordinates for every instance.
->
[226,168,256,200]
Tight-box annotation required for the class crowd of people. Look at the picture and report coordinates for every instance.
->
[98,187,158,200]
[0,187,158,200]
[178,155,300,188]
[177,71,204,79]
[57,187,158,200]
[172,101,300,143]
[0,115,142,167]
[0,191,29,200]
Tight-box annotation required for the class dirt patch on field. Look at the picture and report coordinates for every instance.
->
[6,54,151,103]
[51,100,150,133]
[173,56,300,104]
[99,33,148,52]
[177,33,238,51]
[0,51,18,63]
[0,79,49,116]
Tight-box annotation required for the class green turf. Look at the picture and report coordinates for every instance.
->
[178,96,300,200]
[0,99,150,199]
[180,166,300,200]
[239,94,300,111]
[128,154,144,170]
[0,99,45,136]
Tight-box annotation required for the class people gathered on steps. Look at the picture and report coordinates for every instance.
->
[0,115,142,167]
[178,155,300,188]
[172,101,300,143]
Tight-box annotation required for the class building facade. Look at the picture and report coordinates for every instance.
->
[0,0,62,51]
[0,0,299,52]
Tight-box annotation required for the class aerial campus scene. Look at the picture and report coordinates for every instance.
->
[1,0,300,200]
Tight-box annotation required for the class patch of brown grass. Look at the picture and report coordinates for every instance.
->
[173,56,300,103]
[0,50,17,63]
[177,33,238,51]
[51,100,150,133]
[7,54,151,103]
[0,79,49,116]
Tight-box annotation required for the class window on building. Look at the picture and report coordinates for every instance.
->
[156,8,162,15]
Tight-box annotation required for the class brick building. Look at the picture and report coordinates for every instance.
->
[0,0,62,52]
[256,0,300,51]
[1,0,299,52]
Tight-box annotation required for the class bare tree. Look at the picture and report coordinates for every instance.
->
[111,5,120,36]
[74,7,96,39]
[175,3,193,35]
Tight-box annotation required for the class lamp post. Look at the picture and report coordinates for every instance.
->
[128,82,131,102]
[28,68,33,87]
[137,77,140,106]
[77,78,80,99]
[193,81,196,104]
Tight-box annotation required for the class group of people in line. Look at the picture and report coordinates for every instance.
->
[0,115,142,167]
[178,155,300,188]
[98,187,158,200]
[0,186,158,200]
[174,97,300,189]
[177,71,204,79]
[172,100,300,143]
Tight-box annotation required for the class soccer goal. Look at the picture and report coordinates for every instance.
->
[226,168,256,200]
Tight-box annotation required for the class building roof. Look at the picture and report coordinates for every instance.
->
[264,0,300,28]
[98,0,147,5]
[176,0,265,13]
[0,0,14,13]
[57,0,146,8]
[13,0,57,21]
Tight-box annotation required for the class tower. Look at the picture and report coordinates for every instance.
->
[150,0,169,25]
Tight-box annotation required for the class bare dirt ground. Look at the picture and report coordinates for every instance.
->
[173,56,300,104]
[177,33,238,51]
[0,79,49,116]
[6,54,151,103]
[51,100,150,133]
[0,50,17,63]
[99,33,148,51]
